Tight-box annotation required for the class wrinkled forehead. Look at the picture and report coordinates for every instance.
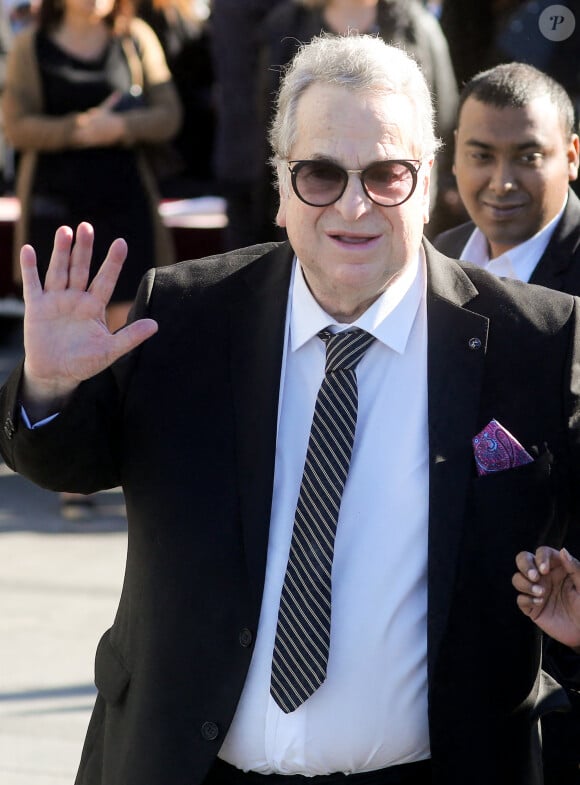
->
[293,83,422,161]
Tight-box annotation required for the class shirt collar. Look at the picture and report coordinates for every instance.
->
[461,196,567,282]
[290,251,425,355]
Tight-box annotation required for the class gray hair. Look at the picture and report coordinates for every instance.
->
[269,33,441,188]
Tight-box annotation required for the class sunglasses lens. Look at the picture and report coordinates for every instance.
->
[363,161,416,205]
[293,161,346,205]
[290,160,418,206]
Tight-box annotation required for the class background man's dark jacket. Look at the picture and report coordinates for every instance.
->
[434,187,580,784]
[434,187,580,295]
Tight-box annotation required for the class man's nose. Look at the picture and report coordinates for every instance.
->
[333,173,374,219]
[488,161,518,194]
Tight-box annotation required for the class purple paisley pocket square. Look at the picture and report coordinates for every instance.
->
[472,419,533,477]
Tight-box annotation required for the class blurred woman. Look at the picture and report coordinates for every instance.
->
[3,0,181,515]
[2,0,182,332]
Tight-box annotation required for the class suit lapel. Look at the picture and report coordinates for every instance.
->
[424,242,490,676]
[529,188,580,290]
[228,243,295,613]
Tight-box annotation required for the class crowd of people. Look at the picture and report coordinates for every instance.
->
[1,2,580,784]
[2,0,579,252]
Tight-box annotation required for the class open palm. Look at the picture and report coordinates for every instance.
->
[21,223,158,413]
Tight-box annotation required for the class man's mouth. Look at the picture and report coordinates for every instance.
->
[482,201,526,213]
[329,232,380,244]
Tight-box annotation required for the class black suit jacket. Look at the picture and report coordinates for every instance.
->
[433,188,580,295]
[1,240,580,785]
[434,189,580,780]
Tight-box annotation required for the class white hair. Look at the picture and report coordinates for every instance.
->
[269,33,441,189]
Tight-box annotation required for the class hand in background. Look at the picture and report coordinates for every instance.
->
[21,222,158,418]
[71,93,127,147]
[513,546,580,651]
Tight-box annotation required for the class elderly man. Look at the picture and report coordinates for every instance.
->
[1,34,580,785]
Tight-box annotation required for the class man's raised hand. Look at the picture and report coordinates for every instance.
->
[21,223,158,418]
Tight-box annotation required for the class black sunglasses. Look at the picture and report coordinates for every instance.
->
[287,158,422,207]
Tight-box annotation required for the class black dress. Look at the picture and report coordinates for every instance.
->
[29,31,155,302]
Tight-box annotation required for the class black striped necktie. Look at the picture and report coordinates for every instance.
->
[270,328,376,713]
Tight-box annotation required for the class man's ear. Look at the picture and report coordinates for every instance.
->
[276,190,288,228]
[422,158,434,224]
[274,160,290,227]
[452,127,458,176]
[568,133,580,181]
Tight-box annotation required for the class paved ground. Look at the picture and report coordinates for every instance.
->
[0,318,129,785]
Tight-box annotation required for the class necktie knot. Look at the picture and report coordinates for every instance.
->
[319,329,376,373]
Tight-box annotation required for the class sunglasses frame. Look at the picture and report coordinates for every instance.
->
[287,158,422,207]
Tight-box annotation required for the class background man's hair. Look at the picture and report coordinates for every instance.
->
[458,62,575,138]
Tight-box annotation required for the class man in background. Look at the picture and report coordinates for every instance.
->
[435,62,580,784]
[434,62,580,293]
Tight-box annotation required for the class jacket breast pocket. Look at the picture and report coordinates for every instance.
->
[470,446,554,531]
[94,628,131,706]
[464,447,556,585]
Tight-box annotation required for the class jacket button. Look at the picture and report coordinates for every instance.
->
[201,721,219,741]
[4,416,14,439]
[239,628,253,648]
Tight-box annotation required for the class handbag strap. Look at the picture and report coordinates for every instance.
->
[120,34,145,92]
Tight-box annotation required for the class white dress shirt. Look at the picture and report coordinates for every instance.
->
[219,254,431,775]
[460,199,566,282]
